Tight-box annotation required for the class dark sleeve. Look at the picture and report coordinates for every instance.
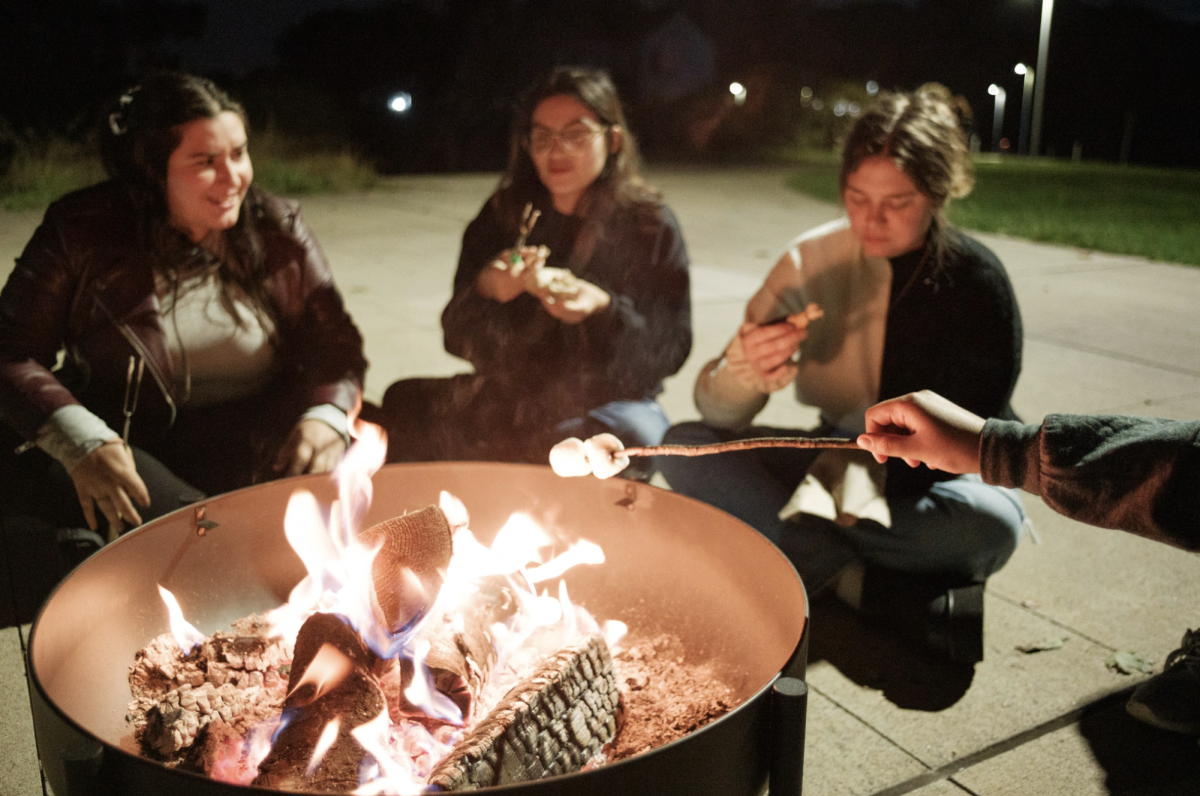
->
[270,205,366,415]
[0,201,84,439]
[441,200,526,371]
[931,238,1023,420]
[577,204,692,398]
[981,415,1200,550]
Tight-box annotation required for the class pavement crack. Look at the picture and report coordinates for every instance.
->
[863,686,1139,796]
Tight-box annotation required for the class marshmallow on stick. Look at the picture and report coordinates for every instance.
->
[549,431,858,479]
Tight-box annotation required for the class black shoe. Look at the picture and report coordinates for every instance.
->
[1127,628,1200,734]
[859,567,985,666]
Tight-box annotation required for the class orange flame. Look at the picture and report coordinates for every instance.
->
[156,585,206,655]
[288,643,353,706]
[305,718,341,777]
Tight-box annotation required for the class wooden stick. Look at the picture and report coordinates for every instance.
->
[622,436,859,458]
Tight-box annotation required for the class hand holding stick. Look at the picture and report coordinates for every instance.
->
[550,433,859,479]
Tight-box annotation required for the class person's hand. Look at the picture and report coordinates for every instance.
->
[740,319,807,381]
[70,440,150,534]
[527,267,611,324]
[476,246,549,303]
[274,419,348,477]
[857,390,986,474]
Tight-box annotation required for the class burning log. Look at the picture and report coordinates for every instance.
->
[252,613,388,793]
[359,505,454,633]
[427,634,619,791]
[379,574,511,725]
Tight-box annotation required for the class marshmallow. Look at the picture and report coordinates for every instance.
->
[584,433,630,479]
[549,437,592,477]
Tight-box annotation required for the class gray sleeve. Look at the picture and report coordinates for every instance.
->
[36,404,120,471]
[980,414,1200,549]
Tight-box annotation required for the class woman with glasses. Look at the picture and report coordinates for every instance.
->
[379,66,691,472]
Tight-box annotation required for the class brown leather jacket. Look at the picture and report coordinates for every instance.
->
[0,181,366,447]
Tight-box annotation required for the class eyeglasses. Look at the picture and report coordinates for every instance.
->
[526,121,608,154]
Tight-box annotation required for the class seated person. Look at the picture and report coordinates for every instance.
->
[0,72,367,540]
[379,66,691,473]
[659,85,1025,664]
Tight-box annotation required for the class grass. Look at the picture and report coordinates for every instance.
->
[784,155,1200,267]
[0,129,378,212]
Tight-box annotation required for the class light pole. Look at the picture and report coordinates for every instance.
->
[988,84,1007,153]
[1030,0,1055,156]
[1014,63,1035,156]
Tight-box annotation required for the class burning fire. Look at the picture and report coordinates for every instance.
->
[155,407,621,791]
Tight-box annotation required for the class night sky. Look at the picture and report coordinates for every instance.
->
[3,0,1198,170]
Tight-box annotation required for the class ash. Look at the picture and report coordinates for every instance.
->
[601,633,737,762]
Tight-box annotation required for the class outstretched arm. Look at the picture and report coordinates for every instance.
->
[859,390,1200,549]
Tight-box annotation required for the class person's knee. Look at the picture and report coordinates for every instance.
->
[957,490,1025,577]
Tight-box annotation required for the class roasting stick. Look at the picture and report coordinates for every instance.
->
[503,202,542,266]
[621,436,859,458]
[551,433,860,479]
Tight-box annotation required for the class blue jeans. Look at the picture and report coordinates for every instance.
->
[659,422,1026,591]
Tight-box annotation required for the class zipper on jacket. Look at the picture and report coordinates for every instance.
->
[93,293,178,426]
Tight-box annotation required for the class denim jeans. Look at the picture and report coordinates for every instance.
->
[659,422,1026,591]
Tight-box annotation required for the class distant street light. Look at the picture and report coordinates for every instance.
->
[1014,63,1035,156]
[988,84,1007,153]
[729,82,748,106]
[1030,0,1055,156]
[387,92,412,114]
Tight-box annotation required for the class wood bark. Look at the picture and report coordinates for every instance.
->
[427,634,620,791]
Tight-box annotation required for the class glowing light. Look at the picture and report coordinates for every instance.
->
[403,639,464,725]
[387,92,412,114]
[306,719,341,777]
[1014,63,1028,76]
[866,80,879,96]
[800,86,813,100]
[988,83,1001,96]
[729,82,747,106]
[157,585,206,655]
[288,643,354,706]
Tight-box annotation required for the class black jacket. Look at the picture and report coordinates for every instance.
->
[441,196,692,419]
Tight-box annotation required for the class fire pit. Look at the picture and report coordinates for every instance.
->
[28,462,808,795]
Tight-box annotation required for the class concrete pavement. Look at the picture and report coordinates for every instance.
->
[2,166,1198,795]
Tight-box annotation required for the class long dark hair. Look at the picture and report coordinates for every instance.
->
[839,83,974,273]
[492,67,660,265]
[99,71,276,325]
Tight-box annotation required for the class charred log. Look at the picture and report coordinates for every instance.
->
[252,613,387,793]
[359,505,454,633]
[427,634,619,791]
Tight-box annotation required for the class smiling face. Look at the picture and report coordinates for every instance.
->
[843,155,935,259]
[528,94,619,215]
[166,111,253,243]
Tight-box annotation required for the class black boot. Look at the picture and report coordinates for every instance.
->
[858,566,985,666]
